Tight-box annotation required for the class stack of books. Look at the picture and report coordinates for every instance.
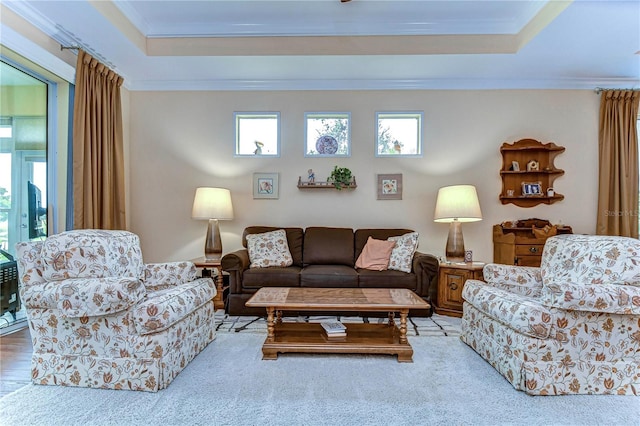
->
[320,320,347,338]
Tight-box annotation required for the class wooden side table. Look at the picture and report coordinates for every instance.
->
[191,257,225,311]
[434,262,485,317]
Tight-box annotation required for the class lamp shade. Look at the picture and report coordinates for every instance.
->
[192,187,234,220]
[433,185,482,223]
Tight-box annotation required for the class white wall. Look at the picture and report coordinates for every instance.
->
[128,89,599,263]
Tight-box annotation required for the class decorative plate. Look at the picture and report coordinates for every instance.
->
[315,135,338,154]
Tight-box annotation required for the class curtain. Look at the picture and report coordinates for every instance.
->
[596,90,639,238]
[72,50,126,229]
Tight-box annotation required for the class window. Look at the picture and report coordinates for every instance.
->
[376,112,423,157]
[234,112,280,157]
[304,112,351,157]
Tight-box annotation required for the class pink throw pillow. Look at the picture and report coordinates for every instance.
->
[355,237,396,271]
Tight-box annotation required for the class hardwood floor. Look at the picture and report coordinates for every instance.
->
[0,326,32,397]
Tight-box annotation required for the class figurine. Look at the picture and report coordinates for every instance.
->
[308,169,315,184]
[254,140,264,155]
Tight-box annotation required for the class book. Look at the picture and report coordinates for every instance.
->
[324,330,347,338]
[320,321,346,334]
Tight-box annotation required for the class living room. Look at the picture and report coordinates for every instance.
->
[0,1,639,424]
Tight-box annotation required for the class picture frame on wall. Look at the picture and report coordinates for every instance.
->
[253,173,279,199]
[377,174,402,200]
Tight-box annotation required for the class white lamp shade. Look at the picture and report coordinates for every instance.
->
[433,185,482,223]
[192,187,234,220]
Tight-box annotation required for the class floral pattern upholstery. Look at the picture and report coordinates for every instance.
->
[15,230,217,392]
[387,232,419,273]
[461,234,640,395]
[246,229,294,268]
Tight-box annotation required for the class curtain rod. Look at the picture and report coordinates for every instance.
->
[594,87,640,94]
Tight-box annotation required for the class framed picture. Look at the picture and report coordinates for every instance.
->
[511,161,520,171]
[377,174,402,200]
[253,173,279,199]
[521,181,543,197]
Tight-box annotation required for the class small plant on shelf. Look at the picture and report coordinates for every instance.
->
[328,166,353,190]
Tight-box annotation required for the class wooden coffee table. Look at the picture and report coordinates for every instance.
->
[245,287,431,362]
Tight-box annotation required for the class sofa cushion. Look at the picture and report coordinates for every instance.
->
[40,230,144,281]
[243,226,304,267]
[242,266,302,288]
[300,265,358,287]
[357,269,417,289]
[354,229,413,260]
[303,227,355,266]
[246,229,294,268]
[387,232,419,273]
[132,278,215,335]
[355,237,396,271]
[540,234,640,314]
[463,279,552,339]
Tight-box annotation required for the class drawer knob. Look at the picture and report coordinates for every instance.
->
[529,247,538,253]
[448,282,458,291]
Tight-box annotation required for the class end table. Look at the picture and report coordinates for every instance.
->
[435,262,485,317]
[191,257,225,311]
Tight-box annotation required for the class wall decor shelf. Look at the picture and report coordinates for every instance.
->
[297,176,357,190]
[499,139,565,207]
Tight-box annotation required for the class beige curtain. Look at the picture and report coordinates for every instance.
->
[596,90,639,238]
[72,50,126,229]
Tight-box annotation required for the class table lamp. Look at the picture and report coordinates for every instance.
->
[433,184,482,262]
[192,187,234,261]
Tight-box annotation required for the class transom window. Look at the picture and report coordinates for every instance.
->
[376,112,423,157]
[234,112,280,157]
[304,112,351,157]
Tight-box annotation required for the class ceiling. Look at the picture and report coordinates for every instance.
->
[2,0,639,91]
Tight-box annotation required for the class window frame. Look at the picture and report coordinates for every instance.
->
[375,111,424,157]
[304,112,351,157]
[233,111,281,157]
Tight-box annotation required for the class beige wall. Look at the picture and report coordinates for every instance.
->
[129,90,598,263]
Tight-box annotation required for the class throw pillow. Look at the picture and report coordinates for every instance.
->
[355,237,396,271]
[387,232,419,273]
[246,229,293,268]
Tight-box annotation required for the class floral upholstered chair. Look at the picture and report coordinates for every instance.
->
[461,234,640,395]
[15,230,217,392]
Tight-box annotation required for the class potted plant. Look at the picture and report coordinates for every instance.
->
[328,166,353,190]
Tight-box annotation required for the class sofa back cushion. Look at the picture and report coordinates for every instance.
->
[540,234,640,314]
[304,227,354,266]
[354,229,414,261]
[243,226,304,267]
[40,230,144,281]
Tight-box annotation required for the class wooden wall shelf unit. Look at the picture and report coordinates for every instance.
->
[297,176,357,190]
[499,139,565,207]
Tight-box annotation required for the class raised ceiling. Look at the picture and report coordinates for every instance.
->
[2,0,639,91]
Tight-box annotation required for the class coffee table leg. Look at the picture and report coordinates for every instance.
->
[399,309,408,344]
[266,307,275,342]
[388,312,395,326]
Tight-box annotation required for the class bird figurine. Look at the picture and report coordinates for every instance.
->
[254,140,264,155]
[393,140,402,154]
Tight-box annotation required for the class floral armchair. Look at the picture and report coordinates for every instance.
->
[461,234,640,395]
[15,230,217,392]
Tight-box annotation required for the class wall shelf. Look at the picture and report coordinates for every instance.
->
[297,176,357,190]
[499,139,565,208]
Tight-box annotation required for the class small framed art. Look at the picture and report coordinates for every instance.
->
[377,174,402,200]
[521,181,542,197]
[253,173,279,199]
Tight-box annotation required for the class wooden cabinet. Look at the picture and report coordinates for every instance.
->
[493,221,572,266]
[500,139,565,207]
[435,262,484,317]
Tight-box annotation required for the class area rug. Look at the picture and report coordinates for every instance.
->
[1,331,637,426]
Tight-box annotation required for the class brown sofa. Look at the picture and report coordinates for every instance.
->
[221,226,439,316]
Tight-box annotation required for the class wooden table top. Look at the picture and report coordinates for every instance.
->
[245,287,430,311]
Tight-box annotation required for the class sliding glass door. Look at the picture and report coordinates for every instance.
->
[0,60,50,331]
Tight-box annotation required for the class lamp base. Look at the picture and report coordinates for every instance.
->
[204,218,223,261]
[445,221,465,262]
